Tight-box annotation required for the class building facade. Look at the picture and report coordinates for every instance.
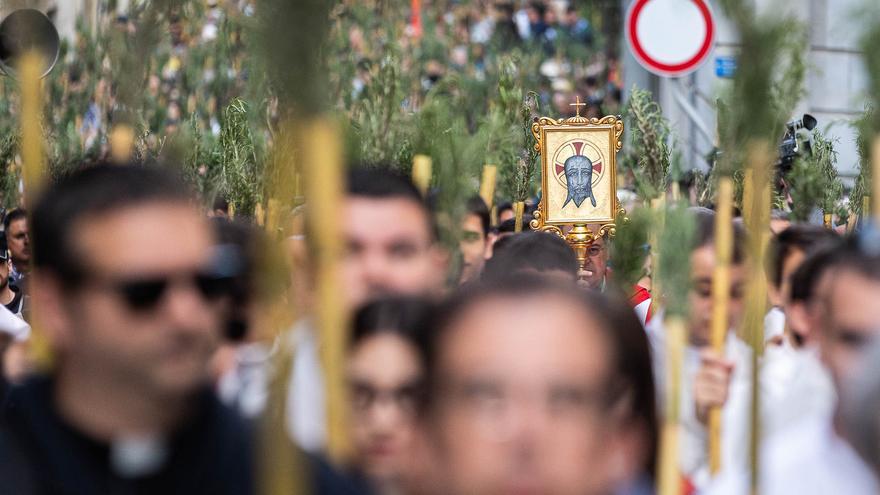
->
[622,0,867,179]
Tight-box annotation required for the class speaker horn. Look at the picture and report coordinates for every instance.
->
[0,8,60,78]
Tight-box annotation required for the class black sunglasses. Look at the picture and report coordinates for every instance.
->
[92,271,234,312]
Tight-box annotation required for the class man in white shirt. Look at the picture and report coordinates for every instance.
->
[220,168,447,453]
[706,232,880,494]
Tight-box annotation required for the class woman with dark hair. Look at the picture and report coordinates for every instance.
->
[347,297,433,495]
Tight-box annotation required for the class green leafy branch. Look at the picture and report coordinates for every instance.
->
[625,87,671,201]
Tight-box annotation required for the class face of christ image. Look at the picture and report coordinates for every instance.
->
[563,154,597,208]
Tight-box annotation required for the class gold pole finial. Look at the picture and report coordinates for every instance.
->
[569,95,587,118]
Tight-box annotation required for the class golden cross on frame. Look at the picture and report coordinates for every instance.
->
[570,95,587,118]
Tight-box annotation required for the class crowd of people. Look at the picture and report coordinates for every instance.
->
[0,0,622,207]
[0,160,875,495]
[342,0,621,114]
[1,2,880,495]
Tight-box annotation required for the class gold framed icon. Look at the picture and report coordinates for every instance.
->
[530,112,623,237]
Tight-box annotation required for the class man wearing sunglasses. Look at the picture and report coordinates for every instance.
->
[0,165,253,494]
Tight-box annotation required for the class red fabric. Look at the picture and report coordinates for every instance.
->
[629,284,653,324]
[682,475,696,495]
[410,0,423,38]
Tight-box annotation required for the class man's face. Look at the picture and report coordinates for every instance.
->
[688,245,746,347]
[459,213,487,284]
[342,197,445,308]
[6,218,30,268]
[499,210,515,226]
[582,236,608,290]
[563,156,593,208]
[429,294,623,495]
[526,7,540,22]
[819,270,880,390]
[47,203,222,397]
[348,333,423,482]
[791,270,836,347]
[779,248,805,307]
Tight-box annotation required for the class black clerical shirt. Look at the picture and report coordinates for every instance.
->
[0,376,254,495]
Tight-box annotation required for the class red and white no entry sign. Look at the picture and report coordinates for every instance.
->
[625,0,715,78]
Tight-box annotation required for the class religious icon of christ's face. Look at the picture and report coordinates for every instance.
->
[562,154,597,208]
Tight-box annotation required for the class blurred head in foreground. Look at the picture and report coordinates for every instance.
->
[32,164,227,399]
[422,275,653,494]
[482,231,578,284]
[347,296,432,489]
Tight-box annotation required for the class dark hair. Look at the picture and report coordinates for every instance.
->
[31,164,193,285]
[482,232,578,281]
[212,195,230,213]
[829,228,880,283]
[692,207,746,264]
[789,240,844,304]
[424,276,645,413]
[3,208,26,233]
[528,1,546,16]
[351,296,434,353]
[213,219,264,341]
[347,167,423,202]
[465,196,490,237]
[497,201,513,214]
[497,215,534,234]
[770,225,838,288]
[347,167,437,242]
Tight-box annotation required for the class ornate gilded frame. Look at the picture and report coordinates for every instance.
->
[529,114,625,267]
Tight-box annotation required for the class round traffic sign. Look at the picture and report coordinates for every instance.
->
[625,0,715,77]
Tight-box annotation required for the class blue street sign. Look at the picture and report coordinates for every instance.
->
[715,56,737,78]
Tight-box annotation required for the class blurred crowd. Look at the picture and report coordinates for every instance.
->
[340,0,622,117]
[3,3,880,495]
[0,161,875,494]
